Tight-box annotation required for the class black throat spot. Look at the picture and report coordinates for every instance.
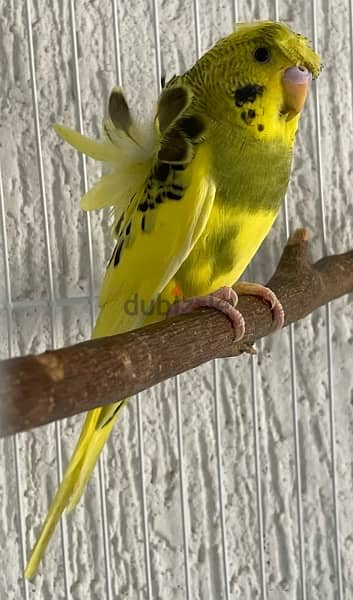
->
[235,84,265,107]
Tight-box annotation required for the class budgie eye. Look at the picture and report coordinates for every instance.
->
[254,47,271,63]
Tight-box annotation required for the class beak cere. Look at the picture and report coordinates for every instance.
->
[281,66,311,121]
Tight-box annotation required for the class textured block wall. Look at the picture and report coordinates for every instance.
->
[1,1,353,598]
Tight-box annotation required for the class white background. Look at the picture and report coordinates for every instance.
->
[1,1,353,598]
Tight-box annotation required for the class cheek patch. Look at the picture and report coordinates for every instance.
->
[235,84,265,107]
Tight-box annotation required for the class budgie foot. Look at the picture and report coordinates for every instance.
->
[233,282,284,330]
[167,286,245,341]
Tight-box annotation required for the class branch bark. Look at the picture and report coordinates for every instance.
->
[1,228,352,438]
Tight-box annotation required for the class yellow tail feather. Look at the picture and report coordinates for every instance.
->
[66,400,127,513]
[24,400,126,579]
[53,123,119,162]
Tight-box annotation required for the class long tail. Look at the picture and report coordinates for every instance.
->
[24,399,126,579]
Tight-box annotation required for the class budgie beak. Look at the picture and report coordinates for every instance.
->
[281,66,311,121]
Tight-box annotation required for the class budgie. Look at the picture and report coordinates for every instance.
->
[25,21,321,577]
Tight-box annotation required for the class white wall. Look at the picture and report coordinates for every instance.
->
[1,1,353,598]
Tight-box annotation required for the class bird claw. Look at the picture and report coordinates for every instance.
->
[167,282,284,344]
[233,282,284,330]
[167,286,245,341]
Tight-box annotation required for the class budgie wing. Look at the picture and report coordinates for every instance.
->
[94,141,216,337]
[89,85,216,337]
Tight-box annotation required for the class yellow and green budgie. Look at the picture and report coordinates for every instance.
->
[25,21,321,577]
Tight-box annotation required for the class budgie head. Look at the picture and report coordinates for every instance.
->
[184,21,322,145]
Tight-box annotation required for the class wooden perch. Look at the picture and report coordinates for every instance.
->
[1,228,352,438]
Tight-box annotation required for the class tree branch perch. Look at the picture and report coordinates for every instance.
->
[1,228,352,438]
